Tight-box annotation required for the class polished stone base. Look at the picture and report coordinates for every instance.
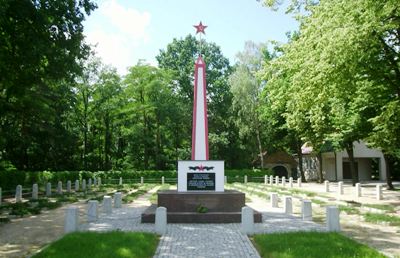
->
[141,190,262,223]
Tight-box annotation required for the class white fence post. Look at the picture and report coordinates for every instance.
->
[32,184,38,200]
[337,181,343,195]
[270,193,278,208]
[355,183,361,198]
[302,200,312,221]
[376,184,383,200]
[82,179,86,191]
[75,180,79,191]
[284,196,292,215]
[87,200,99,222]
[64,206,79,233]
[15,185,22,202]
[155,207,167,235]
[114,192,122,208]
[326,206,340,232]
[103,196,112,214]
[241,207,254,235]
[57,181,63,195]
[46,182,52,197]
[324,180,329,192]
[67,181,71,193]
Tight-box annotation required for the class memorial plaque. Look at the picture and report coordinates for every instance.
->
[187,173,215,191]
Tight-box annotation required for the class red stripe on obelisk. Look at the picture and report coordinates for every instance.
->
[201,58,209,160]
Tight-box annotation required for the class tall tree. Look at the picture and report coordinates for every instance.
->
[156,35,235,164]
[262,0,400,187]
[229,41,270,168]
[122,64,182,170]
[0,0,97,170]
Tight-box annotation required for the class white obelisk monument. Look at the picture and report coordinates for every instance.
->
[178,22,224,192]
[192,54,209,160]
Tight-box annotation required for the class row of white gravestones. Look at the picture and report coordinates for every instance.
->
[12,178,102,202]
[333,181,383,200]
[241,203,339,234]
[264,175,301,187]
[239,204,337,235]
[65,192,123,233]
[150,203,340,236]
[102,193,123,214]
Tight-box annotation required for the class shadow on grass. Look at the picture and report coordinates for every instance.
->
[252,232,386,258]
[32,231,159,258]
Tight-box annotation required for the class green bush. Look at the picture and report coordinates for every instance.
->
[0,168,272,190]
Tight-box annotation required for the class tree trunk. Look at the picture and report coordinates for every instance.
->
[384,153,395,190]
[345,142,358,186]
[297,140,306,182]
[82,90,88,170]
[256,128,264,169]
[317,152,324,183]
[104,113,111,170]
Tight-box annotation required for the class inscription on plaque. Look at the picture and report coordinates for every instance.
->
[187,173,215,191]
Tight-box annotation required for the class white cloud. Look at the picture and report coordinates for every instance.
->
[84,0,151,74]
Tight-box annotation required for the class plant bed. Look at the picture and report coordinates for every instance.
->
[252,232,385,258]
[32,231,159,258]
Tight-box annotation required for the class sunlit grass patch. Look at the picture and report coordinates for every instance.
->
[32,231,159,258]
[253,232,385,258]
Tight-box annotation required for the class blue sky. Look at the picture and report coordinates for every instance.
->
[83,0,299,74]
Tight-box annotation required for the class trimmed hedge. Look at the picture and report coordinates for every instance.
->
[0,169,272,191]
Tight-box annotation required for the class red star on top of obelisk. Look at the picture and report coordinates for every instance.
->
[194,21,207,34]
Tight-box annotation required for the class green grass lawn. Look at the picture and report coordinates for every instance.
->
[32,231,159,258]
[252,232,385,258]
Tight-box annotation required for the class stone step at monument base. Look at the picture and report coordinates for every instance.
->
[156,190,247,212]
[141,204,262,223]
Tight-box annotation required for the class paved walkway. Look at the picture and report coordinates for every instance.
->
[81,191,325,258]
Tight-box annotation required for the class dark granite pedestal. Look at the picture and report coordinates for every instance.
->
[141,190,262,223]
